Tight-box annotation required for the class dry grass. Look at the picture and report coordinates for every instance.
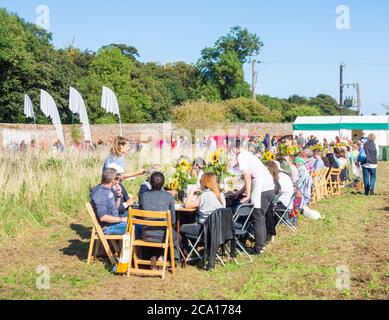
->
[0,154,388,300]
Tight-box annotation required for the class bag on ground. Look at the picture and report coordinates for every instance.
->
[302,206,322,220]
[113,233,131,274]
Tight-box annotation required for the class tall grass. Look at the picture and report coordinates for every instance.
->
[0,150,141,242]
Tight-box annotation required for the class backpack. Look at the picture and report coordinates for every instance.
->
[358,148,367,164]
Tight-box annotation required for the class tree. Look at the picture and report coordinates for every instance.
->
[284,105,322,122]
[0,8,85,124]
[225,97,282,123]
[172,100,228,135]
[77,47,152,123]
[197,26,263,100]
[100,43,140,60]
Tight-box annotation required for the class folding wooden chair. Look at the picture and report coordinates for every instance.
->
[320,168,330,199]
[127,209,176,280]
[327,168,342,196]
[86,203,122,266]
[311,170,321,204]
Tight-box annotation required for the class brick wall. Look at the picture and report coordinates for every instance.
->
[0,123,293,148]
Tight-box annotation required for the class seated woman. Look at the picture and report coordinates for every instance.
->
[139,172,180,266]
[294,157,313,209]
[337,150,349,182]
[181,173,226,253]
[326,153,340,181]
[266,161,295,233]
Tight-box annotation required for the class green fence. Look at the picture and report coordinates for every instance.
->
[379,146,389,161]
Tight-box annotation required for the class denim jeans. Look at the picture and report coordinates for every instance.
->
[103,223,127,235]
[362,167,377,195]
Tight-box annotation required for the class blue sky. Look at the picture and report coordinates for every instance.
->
[2,0,389,115]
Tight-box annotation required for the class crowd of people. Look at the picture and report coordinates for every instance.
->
[89,132,378,270]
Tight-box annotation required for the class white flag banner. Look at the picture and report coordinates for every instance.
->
[69,87,92,143]
[24,94,35,121]
[101,86,122,135]
[40,89,65,145]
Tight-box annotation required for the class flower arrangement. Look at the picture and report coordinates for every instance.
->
[165,159,192,193]
[309,144,324,152]
[204,149,231,183]
[262,151,276,162]
[279,144,299,157]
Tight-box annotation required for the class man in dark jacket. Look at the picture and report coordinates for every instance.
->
[362,134,378,196]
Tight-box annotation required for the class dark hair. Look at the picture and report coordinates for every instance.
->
[229,138,241,150]
[322,157,330,167]
[150,172,165,191]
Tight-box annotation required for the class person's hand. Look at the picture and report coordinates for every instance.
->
[126,194,134,207]
[240,196,250,204]
[114,183,122,197]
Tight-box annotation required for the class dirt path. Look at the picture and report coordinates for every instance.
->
[1,165,388,300]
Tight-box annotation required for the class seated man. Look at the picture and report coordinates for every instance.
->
[107,163,133,217]
[90,168,133,235]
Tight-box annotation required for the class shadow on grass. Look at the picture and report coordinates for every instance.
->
[61,224,117,271]
[61,224,91,262]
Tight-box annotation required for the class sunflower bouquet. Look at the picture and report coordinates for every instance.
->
[309,144,324,152]
[204,149,231,184]
[279,144,299,157]
[165,159,192,193]
[262,151,277,162]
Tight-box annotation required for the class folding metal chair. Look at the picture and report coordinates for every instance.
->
[274,193,298,233]
[232,203,255,263]
[183,227,226,267]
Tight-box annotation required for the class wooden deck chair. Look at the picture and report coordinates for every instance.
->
[320,168,330,199]
[311,170,321,204]
[86,203,122,266]
[127,209,176,280]
[327,168,342,196]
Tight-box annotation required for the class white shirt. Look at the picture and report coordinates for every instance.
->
[278,172,295,209]
[237,151,274,192]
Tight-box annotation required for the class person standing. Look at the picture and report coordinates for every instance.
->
[297,134,306,148]
[103,136,145,180]
[362,134,378,196]
[230,139,275,255]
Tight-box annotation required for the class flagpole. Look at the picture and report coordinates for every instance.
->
[118,112,123,137]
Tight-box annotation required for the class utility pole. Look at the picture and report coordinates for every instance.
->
[340,63,345,115]
[356,83,361,116]
[252,60,258,101]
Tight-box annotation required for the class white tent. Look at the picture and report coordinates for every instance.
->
[293,116,389,147]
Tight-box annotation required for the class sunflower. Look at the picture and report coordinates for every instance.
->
[270,153,276,161]
[286,149,293,155]
[210,150,220,165]
[169,179,178,191]
[179,160,192,171]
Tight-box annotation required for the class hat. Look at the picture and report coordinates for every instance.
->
[107,163,125,174]
[194,157,206,168]
[294,157,305,165]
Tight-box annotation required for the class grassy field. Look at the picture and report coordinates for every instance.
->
[0,153,388,300]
